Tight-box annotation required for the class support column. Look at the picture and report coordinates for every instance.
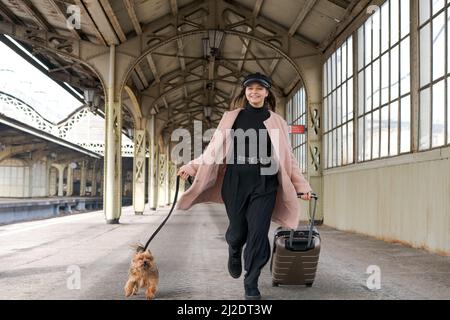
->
[91,161,97,197]
[52,164,66,197]
[80,160,87,196]
[158,152,166,207]
[148,114,156,210]
[66,164,74,196]
[104,45,122,224]
[165,143,170,205]
[153,143,160,209]
[133,129,146,214]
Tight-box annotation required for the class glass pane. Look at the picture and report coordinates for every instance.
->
[358,71,365,116]
[401,0,410,38]
[391,45,400,100]
[365,65,372,112]
[381,2,390,53]
[400,95,411,153]
[381,105,389,157]
[343,124,348,165]
[432,12,446,81]
[348,79,354,120]
[332,53,336,91]
[365,114,372,160]
[358,27,365,71]
[329,94,333,131]
[432,0,445,15]
[348,37,353,77]
[323,64,327,97]
[365,18,372,65]
[400,37,411,95]
[419,0,430,25]
[342,82,348,122]
[448,83,450,144]
[337,126,342,166]
[348,121,354,163]
[391,0,399,45]
[337,86,342,126]
[420,23,431,87]
[342,42,347,81]
[358,117,364,161]
[332,91,337,128]
[328,134,332,168]
[328,59,332,94]
[337,47,342,86]
[373,59,381,109]
[432,79,445,147]
[373,8,381,58]
[332,129,337,167]
[420,88,431,150]
[448,10,450,75]
[381,53,390,105]
[373,109,380,159]
[390,101,399,155]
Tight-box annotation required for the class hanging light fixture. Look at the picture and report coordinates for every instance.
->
[206,29,224,57]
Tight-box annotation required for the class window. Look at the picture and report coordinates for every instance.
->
[323,36,354,169]
[287,87,307,173]
[419,0,449,149]
[357,0,411,162]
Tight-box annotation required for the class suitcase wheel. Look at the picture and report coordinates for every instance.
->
[272,281,279,287]
[306,283,313,287]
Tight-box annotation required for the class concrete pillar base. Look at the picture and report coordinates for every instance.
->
[106,218,120,224]
[135,211,143,215]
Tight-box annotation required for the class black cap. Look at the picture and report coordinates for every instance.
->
[242,72,272,89]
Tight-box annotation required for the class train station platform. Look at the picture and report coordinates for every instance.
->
[0,204,448,300]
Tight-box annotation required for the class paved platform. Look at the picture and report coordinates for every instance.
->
[0,203,448,300]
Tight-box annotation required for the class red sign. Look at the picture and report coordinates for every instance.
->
[289,125,306,134]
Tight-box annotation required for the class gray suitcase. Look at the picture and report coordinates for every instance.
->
[270,193,320,287]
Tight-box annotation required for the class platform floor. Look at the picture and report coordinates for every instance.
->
[0,203,448,300]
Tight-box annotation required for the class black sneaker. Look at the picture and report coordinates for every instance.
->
[245,287,261,300]
[227,246,242,279]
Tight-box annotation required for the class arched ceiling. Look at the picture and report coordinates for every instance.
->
[0,0,365,134]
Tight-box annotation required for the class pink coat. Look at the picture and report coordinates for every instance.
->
[175,108,312,229]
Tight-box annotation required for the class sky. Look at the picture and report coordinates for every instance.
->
[0,39,83,123]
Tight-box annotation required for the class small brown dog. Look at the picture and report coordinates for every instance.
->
[124,245,159,300]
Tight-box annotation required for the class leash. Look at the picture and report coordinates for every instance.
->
[142,175,192,251]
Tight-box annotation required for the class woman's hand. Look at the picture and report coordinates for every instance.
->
[299,192,312,201]
[177,167,191,181]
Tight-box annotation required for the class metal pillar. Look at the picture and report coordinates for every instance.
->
[133,129,146,214]
[165,143,170,205]
[148,114,156,210]
[153,144,160,209]
[80,160,87,196]
[66,165,74,196]
[91,161,97,197]
[53,164,66,197]
[104,45,122,224]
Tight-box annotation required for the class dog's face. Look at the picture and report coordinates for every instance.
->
[133,250,155,270]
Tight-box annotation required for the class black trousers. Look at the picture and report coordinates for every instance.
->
[221,163,279,289]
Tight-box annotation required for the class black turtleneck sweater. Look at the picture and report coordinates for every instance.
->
[232,102,272,160]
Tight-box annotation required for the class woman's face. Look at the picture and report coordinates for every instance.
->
[245,83,269,107]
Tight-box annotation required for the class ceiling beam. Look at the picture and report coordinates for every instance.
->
[0,1,23,25]
[252,0,264,17]
[47,0,82,39]
[17,0,54,31]
[319,0,366,52]
[288,0,318,37]
[146,54,160,83]
[74,0,110,46]
[123,0,142,35]
[100,0,127,42]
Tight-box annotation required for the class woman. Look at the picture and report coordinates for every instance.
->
[176,72,312,300]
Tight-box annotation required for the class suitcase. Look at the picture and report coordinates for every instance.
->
[270,193,320,287]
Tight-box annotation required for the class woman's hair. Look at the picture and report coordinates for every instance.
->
[230,86,277,112]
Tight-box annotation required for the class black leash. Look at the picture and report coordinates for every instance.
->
[142,175,192,251]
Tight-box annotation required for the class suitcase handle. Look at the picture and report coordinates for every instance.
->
[289,193,318,249]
